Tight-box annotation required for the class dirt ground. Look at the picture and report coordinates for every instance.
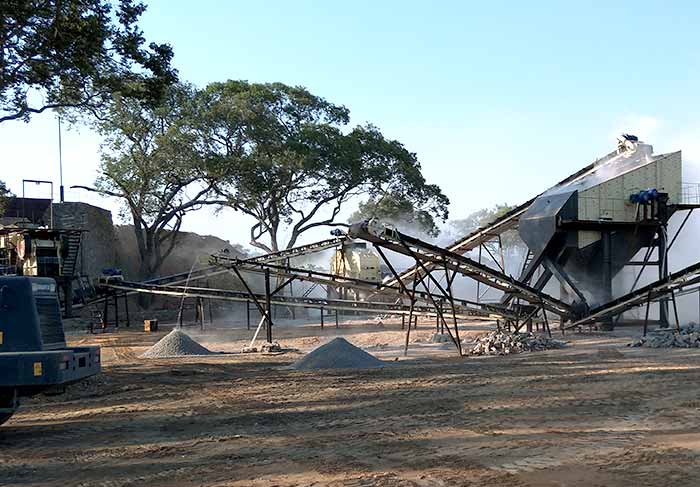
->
[3,316,700,486]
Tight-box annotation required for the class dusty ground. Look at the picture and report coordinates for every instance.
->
[2,317,700,486]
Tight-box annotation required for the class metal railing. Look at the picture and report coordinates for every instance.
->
[681,182,700,204]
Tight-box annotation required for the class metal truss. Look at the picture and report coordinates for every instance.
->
[348,222,572,317]
[99,279,480,319]
[212,256,512,320]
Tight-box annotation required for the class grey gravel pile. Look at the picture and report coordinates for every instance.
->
[467,330,566,356]
[630,323,700,348]
[292,337,384,370]
[141,329,214,358]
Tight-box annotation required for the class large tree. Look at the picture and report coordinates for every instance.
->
[75,84,222,280]
[198,80,449,253]
[0,0,177,123]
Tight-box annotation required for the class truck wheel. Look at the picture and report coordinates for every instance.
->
[0,391,17,426]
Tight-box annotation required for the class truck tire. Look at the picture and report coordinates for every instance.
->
[0,391,17,426]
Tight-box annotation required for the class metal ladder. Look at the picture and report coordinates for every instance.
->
[61,232,82,278]
[0,250,12,275]
[520,249,533,278]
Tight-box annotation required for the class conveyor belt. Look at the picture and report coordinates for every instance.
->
[210,256,514,319]
[213,237,345,265]
[565,261,700,329]
[385,201,533,288]
[99,280,488,319]
[385,150,617,288]
[349,221,572,317]
[88,238,348,305]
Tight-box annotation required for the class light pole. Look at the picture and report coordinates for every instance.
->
[58,116,65,203]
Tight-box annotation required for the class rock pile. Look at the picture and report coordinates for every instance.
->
[242,341,284,353]
[630,323,700,348]
[292,337,385,370]
[467,331,566,356]
[260,341,282,353]
[141,329,214,358]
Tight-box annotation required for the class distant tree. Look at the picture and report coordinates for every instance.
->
[348,192,443,238]
[450,204,524,251]
[0,180,12,214]
[74,85,222,280]
[197,80,449,253]
[0,0,177,123]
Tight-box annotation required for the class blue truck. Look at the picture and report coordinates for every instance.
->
[0,276,100,425]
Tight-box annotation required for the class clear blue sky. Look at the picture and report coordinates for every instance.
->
[2,1,700,248]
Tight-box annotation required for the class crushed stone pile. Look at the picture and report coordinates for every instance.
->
[141,329,214,358]
[467,331,566,356]
[630,323,700,348]
[292,337,385,370]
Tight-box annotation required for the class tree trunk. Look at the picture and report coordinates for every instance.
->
[135,229,162,309]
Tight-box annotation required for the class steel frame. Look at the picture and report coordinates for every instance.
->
[348,222,572,317]
[100,280,476,320]
[564,260,700,329]
[213,255,510,319]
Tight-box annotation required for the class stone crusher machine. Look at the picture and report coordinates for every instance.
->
[515,135,686,327]
[329,240,382,301]
[0,276,100,426]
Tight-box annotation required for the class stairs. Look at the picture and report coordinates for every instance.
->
[0,250,12,275]
[61,232,82,278]
[520,249,533,278]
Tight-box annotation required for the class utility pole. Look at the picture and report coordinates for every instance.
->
[58,116,65,203]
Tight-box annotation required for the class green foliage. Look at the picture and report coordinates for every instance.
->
[0,180,12,214]
[88,84,221,279]
[450,204,523,250]
[197,80,449,252]
[452,204,512,233]
[0,0,177,123]
[348,193,444,237]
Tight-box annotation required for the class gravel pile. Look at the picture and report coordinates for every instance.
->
[467,330,566,356]
[141,329,214,358]
[630,323,700,348]
[292,337,385,370]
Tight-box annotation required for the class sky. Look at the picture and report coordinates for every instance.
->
[3,0,700,251]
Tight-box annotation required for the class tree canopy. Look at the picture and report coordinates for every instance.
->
[0,0,177,123]
[76,84,221,280]
[348,192,445,237]
[197,80,449,252]
[82,79,449,279]
[450,204,523,251]
[0,180,12,214]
